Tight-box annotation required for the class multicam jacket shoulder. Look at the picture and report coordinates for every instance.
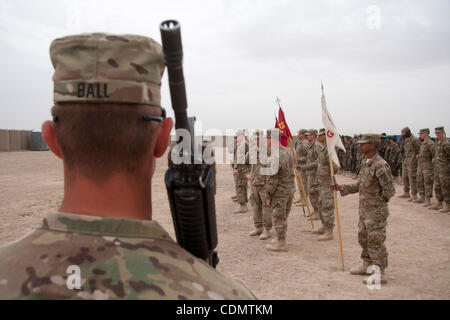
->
[404,135,420,163]
[0,212,256,300]
[303,141,322,173]
[250,147,265,186]
[340,154,395,209]
[418,139,435,169]
[435,138,450,169]
[295,139,310,165]
[265,146,295,199]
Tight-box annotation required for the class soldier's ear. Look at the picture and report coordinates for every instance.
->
[153,117,174,158]
[42,120,63,159]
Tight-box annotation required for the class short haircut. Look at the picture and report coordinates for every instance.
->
[52,103,159,182]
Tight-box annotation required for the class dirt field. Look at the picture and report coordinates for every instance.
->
[1,150,449,299]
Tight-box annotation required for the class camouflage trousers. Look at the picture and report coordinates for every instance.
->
[235,176,248,205]
[358,212,388,268]
[318,184,335,228]
[308,177,320,213]
[416,165,434,198]
[402,161,418,196]
[434,167,450,203]
[250,185,273,229]
[271,193,294,240]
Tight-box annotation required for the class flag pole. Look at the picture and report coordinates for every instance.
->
[276,97,314,228]
[329,154,345,270]
[321,83,345,270]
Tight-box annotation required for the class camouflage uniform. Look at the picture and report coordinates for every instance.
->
[0,212,255,299]
[315,142,336,228]
[340,135,395,269]
[433,128,450,206]
[295,134,310,197]
[401,128,421,196]
[249,145,272,230]
[0,33,257,300]
[416,132,435,200]
[303,133,321,214]
[232,138,250,205]
[385,140,400,177]
[265,145,295,240]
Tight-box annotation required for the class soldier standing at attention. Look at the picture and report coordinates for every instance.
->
[248,130,273,240]
[301,129,321,220]
[265,129,295,252]
[299,129,336,240]
[430,127,450,213]
[398,127,421,201]
[332,134,395,284]
[0,33,256,300]
[295,129,310,205]
[415,129,435,207]
[233,130,250,213]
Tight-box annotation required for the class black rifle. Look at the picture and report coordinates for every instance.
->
[160,20,219,268]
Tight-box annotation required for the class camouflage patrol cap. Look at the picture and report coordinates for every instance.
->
[50,33,165,107]
[307,129,318,136]
[318,128,325,136]
[418,128,430,134]
[435,126,445,133]
[401,127,410,135]
[358,134,380,144]
[298,129,307,135]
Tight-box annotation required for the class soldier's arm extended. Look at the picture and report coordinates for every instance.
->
[339,181,360,196]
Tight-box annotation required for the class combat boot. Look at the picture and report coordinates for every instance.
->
[265,238,288,252]
[311,225,326,234]
[408,194,417,202]
[423,197,432,207]
[362,268,387,285]
[231,195,237,200]
[414,195,424,204]
[350,261,371,275]
[318,227,333,241]
[398,192,410,199]
[440,202,450,213]
[429,201,443,210]
[249,227,263,236]
[233,204,248,214]
[259,228,271,240]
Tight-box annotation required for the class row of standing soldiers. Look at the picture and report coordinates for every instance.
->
[332,126,450,212]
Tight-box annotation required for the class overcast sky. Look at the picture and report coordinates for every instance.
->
[0,0,449,136]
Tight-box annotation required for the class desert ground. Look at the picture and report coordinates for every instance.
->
[0,150,449,299]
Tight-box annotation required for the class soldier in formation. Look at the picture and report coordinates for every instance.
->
[248,130,273,240]
[232,130,250,213]
[332,134,395,284]
[299,129,336,240]
[264,129,296,252]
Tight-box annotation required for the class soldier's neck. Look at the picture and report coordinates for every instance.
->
[59,171,152,221]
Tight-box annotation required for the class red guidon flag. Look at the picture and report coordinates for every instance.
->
[321,84,345,167]
[277,107,292,148]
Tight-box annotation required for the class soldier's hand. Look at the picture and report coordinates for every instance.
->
[330,184,342,191]
[247,174,252,181]
[233,170,238,176]
[266,199,271,206]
